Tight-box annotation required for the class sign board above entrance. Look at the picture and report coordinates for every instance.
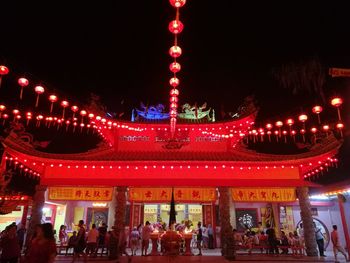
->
[232,188,296,202]
[48,187,113,201]
[129,187,216,202]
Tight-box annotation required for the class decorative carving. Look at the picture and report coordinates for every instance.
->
[178,102,212,120]
[134,103,169,120]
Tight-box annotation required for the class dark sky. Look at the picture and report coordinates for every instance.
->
[0,1,349,185]
[1,1,350,119]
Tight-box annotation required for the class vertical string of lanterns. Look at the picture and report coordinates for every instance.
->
[168,0,186,137]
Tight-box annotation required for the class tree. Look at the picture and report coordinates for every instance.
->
[272,57,326,103]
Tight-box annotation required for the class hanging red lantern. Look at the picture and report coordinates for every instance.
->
[0,65,9,89]
[60,100,69,119]
[169,46,182,58]
[26,112,32,125]
[265,123,273,130]
[170,88,179,96]
[34,86,45,107]
[170,96,178,103]
[49,94,58,113]
[71,105,79,119]
[310,127,317,133]
[88,113,94,119]
[169,77,180,87]
[322,124,329,132]
[170,102,178,109]
[0,105,5,118]
[169,62,181,73]
[80,110,87,123]
[275,121,283,127]
[286,118,294,126]
[18,78,29,100]
[331,97,343,121]
[169,0,186,8]
[336,122,344,138]
[168,20,184,34]
[2,113,8,125]
[298,114,308,122]
[312,105,323,124]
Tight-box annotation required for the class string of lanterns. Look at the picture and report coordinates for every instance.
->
[168,0,186,136]
[5,155,41,178]
[303,157,338,181]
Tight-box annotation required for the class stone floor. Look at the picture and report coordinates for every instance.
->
[54,249,349,262]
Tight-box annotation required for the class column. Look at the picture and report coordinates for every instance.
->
[27,185,47,241]
[113,186,127,232]
[21,204,29,226]
[337,194,350,257]
[296,187,318,256]
[218,187,233,256]
[108,187,117,230]
[229,193,236,229]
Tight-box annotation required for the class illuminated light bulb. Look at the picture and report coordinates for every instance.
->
[34,85,45,107]
[0,65,9,75]
[168,20,184,34]
[169,45,182,58]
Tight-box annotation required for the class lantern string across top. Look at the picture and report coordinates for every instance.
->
[168,0,186,137]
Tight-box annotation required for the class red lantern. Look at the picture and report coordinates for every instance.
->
[312,105,323,124]
[265,123,272,130]
[168,20,184,34]
[298,114,308,122]
[71,105,79,119]
[0,65,9,89]
[169,0,186,8]
[331,97,343,121]
[170,102,177,109]
[310,127,317,133]
[169,46,182,58]
[60,100,69,119]
[169,62,181,73]
[80,110,87,123]
[169,77,180,87]
[170,96,178,103]
[286,118,294,126]
[34,86,45,107]
[49,94,58,113]
[170,88,179,96]
[2,113,8,125]
[18,77,29,100]
[275,121,283,127]
[322,125,329,131]
[336,122,344,138]
[88,113,94,119]
[0,105,5,118]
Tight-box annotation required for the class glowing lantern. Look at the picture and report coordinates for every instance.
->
[169,77,180,87]
[12,109,20,115]
[168,20,184,34]
[311,127,317,133]
[298,114,308,122]
[169,62,181,73]
[275,121,283,137]
[0,65,9,89]
[60,100,69,119]
[34,86,45,107]
[36,115,43,127]
[169,0,186,8]
[331,97,343,121]
[336,122,344,138]
[1,113,8,125]
[18,77,29,99]
[169,46,182,58]
[322,125,329,131]
[286,118,294,126]
[80,110,87,123]
[0,104,5,118]
[88,113,94,119]
[71,105,79,119]
[170,96,178,103]
[312,105,323,124]
[170,88,179,96]
[48,94,58,113]
[170,102,178,109]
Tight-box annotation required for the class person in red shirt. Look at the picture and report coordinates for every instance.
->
[0,224,21,263]
[331,225,349,262]
[26,223,57,263]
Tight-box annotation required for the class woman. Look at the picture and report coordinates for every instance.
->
[130,227,140,255]
[26,223,57,263]
[0,224,21,263]
[59,225,67,244]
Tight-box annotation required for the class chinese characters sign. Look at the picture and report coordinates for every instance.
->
[48,187,113,201]
[129,188,216,202]
[231,188,296,202]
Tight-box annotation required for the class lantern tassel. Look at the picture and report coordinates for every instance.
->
[20,88,24,100]
[35,94,40,107]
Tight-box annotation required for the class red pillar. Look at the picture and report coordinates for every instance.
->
[337,194,350,256]
[212,202,217,249]
[21,204,29,226]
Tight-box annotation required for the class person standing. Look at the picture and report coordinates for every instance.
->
[207,224,214,249]
[86,224,99,257]
[17,224,26,251]
[202,224,208,249]
[130,226,140,255]
[26,223,57,263]
[196,222,203,256]
[72,220,87,263]
[0,224,21,263]
[314,222,325,257]
[331,225,349,262]
[141,221,152,256]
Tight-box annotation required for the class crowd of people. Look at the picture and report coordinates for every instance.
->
[0,220,348,262]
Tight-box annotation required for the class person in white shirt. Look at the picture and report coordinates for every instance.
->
[86,224,99,257]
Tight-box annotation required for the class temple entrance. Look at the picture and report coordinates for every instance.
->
[143,204,202,229]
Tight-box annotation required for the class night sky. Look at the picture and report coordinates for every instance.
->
[1,1,350,185]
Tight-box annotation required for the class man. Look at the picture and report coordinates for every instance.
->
[265,224,278,254]
[72,220,87,263]
[86,224,99,257]
[331,225,349,263]
[196,222,203,256]
[207,224,214,249]
[141,221,152,256]
[314,222,325,257]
